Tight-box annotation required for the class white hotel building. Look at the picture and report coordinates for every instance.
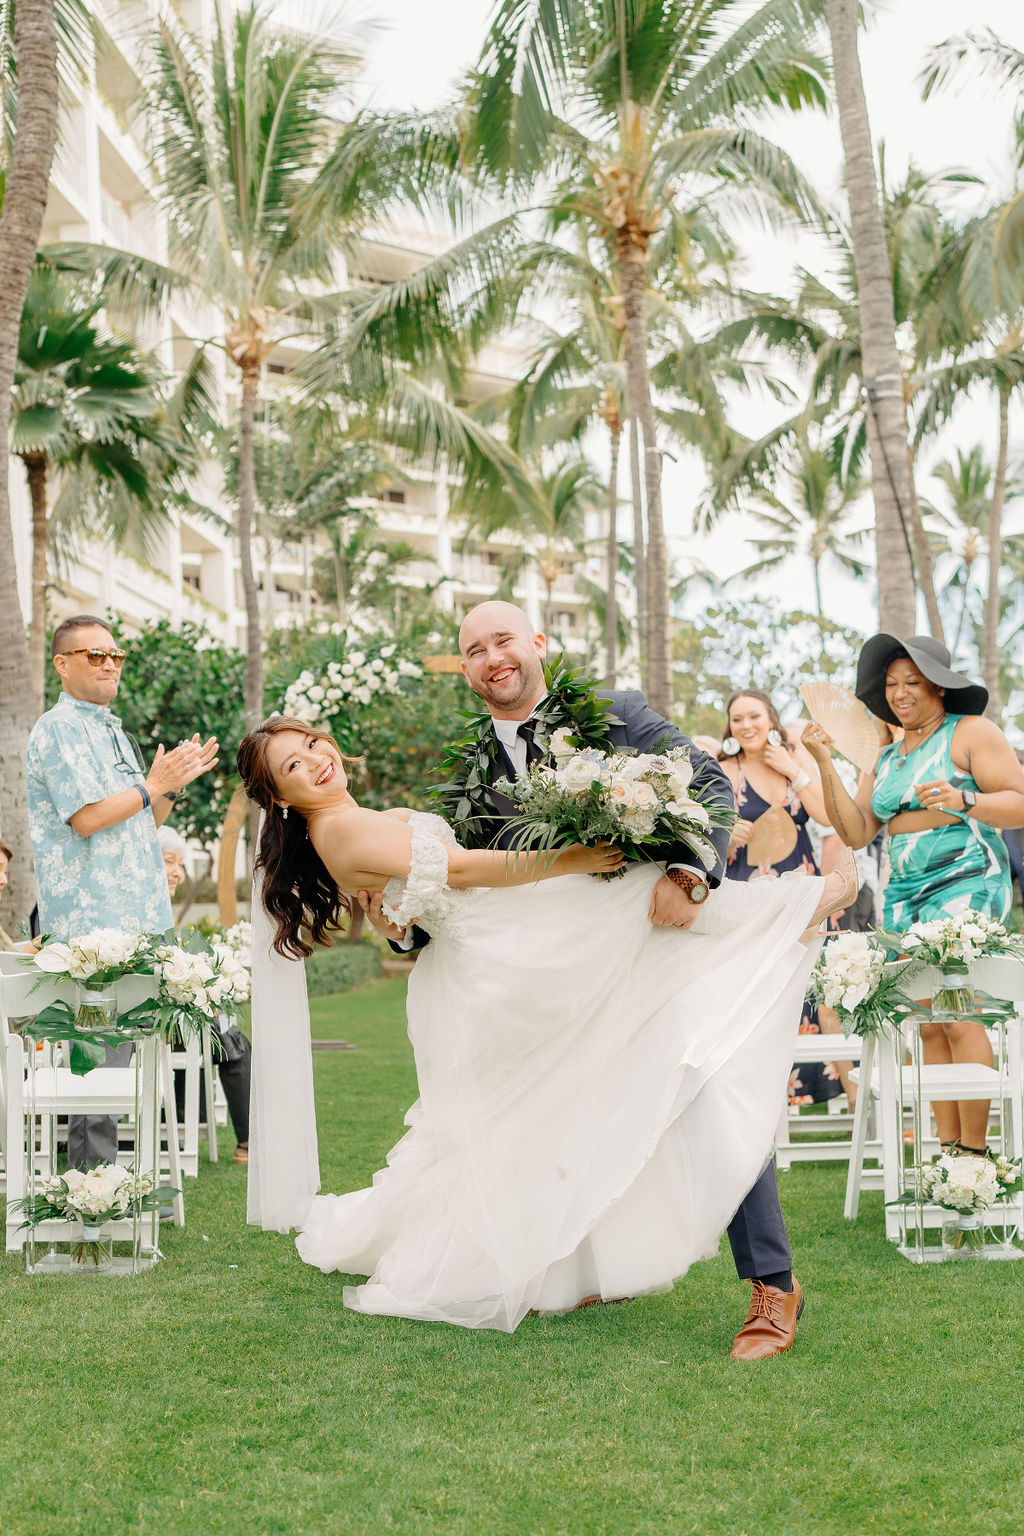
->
[10,0,602,656]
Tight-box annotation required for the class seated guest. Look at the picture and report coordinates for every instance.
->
[158,826,251,1166]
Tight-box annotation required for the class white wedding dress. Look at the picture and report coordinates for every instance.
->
[251,812,826,1333]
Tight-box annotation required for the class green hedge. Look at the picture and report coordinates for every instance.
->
[305,940,383,998]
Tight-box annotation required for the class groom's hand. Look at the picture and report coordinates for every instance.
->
[648,876,702,930]
[357,890,410,944]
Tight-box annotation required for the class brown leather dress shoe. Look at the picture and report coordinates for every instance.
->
[730,1279,804,1360]
[233,1145,249,1165]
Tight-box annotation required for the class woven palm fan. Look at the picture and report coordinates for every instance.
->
[799,680,881,775]
[745,804,799,867]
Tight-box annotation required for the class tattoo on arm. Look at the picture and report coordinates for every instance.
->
[823,764,855,842]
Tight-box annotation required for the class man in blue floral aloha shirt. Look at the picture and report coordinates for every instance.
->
[26,614,218,1167]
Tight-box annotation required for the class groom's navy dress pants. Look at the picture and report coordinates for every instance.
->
[725,1160,791,1278]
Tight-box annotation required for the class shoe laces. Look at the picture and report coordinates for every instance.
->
[747,1281,785,1325]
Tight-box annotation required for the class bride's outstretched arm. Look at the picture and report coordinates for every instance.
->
[311,807,623,890]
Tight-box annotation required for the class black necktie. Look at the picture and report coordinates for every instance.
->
[517,720,545,770]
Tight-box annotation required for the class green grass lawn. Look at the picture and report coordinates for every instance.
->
[3,977,1024,1536]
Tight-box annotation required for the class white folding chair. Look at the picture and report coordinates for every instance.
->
[844,957,1024,1244]
[1,968,184,1251]
[165,1026,220,1177]
[775,1031,874,1169]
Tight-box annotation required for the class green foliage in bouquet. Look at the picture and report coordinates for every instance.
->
[431,654,621,846]
[497,744,734,874]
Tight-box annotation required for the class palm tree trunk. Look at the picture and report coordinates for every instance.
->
[237,364,264,729]
[25,454,50,716]
[629,413,648,682]
[618,232,669,711]
[604,419,621,684]
[907,443,944,640]
[0,0,59,933]
[813,556,824,623]
[983,385,1010,720]
[826,0,917,636]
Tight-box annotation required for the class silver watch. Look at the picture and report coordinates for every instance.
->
[961,789,977,814]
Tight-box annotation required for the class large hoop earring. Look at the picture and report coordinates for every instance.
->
[721,735,741,756]
[767,728,783,748]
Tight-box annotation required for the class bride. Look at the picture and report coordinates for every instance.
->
[238,715,853,1335]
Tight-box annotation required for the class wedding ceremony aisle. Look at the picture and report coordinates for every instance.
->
[2,975,1022,1536]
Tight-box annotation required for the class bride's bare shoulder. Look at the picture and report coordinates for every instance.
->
[309,804,412,884]
[382,807,414,822]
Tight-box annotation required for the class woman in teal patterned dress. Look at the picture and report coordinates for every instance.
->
[801,634,1024,1155]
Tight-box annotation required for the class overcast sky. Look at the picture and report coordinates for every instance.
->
[342,1,1024,626]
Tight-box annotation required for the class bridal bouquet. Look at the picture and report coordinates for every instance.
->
[810,933,920,1037]
[497,739,732,875]
[11,1165,176,1266]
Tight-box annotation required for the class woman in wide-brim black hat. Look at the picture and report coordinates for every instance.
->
[800,633,1024,1156]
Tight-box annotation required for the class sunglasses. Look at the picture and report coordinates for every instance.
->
[61,647,127,667]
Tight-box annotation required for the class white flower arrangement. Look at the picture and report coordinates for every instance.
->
[32,928,153,986]
[499,745,730,875]
[901,908,1018,969]
[283,641,422,724]
[916,1151,1020,1215]
[12,1163,176,1265]
[810,932,920,1036]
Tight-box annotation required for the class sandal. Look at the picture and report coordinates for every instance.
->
[802,848,859,941]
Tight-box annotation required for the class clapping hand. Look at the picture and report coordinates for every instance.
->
[915,779,962,813]
[147,733,219,799]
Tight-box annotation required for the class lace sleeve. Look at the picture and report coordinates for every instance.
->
[380,814,452,930]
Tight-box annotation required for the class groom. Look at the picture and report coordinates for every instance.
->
[362,600,804,1359]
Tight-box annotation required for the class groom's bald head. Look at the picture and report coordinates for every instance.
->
[458,601,547,718]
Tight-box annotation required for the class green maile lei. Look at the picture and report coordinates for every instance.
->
[430,654,622,848]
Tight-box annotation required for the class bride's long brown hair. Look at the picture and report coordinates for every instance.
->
[236,716,351,959]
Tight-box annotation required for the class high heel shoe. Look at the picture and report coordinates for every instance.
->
[802,847,859,941]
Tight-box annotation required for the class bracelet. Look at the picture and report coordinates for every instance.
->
[792,769,811,793]
[136,784,151,811]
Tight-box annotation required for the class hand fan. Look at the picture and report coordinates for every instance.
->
[745,804,799,867]
[799,680,881,775]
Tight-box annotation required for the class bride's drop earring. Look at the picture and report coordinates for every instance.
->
[721,735,741,756]
[281,805,289,820]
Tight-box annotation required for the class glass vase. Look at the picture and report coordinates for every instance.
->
[69,1220,114,1273]
[941,1211,986,1257]
[931,967,973,1018]
[74,985,118,1033]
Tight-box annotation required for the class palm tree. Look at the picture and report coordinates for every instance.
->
[462,0,829,715]
[923,446,1024,655]
[824,0,917,635]
[13,262,205,711]
[140,1,359,729]
[0,0,63,931]
[735,430,871,619]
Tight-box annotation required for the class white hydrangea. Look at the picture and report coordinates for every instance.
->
[815,933,887,1013]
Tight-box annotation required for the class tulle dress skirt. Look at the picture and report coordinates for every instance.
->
[296,864,822,1331]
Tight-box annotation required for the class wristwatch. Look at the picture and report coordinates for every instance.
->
[667,869,710,904]
[961,790,977,814]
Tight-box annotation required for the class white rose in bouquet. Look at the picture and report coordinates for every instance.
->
[557,756,606,794]
[548,727,577,763]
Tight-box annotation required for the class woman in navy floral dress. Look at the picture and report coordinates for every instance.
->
[720,690,842,1105]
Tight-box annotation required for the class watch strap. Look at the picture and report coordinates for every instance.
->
[667,868,709,901]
